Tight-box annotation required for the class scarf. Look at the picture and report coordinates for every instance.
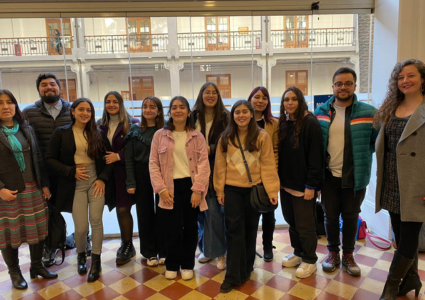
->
[1,119,26,172]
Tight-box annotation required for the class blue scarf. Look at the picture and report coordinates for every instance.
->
[1,119,26,172]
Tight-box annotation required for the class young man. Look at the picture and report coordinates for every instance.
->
[23,73,91,266]
[314,68,379,277]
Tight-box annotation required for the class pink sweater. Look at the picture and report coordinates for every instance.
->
[149,128,210,211]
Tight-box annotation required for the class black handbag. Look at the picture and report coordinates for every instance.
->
[236,133,277,213]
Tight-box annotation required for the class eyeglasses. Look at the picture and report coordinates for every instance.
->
[203,91,218,96]
[334,82,354,88]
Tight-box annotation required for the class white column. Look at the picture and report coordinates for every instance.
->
[81,64,92,98]
[167,17,179,60]
[164,62,184,97]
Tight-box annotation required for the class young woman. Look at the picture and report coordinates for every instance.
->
[0,89,57,290]
[278,87,323,278]
[46,98,114,283]
[247,86,278,262]
[149,96,210,281]
[214,100,279,293]
[98,91,139,265]
[192,82,229,269]
[374,59,425,300]
[126,96,165,266]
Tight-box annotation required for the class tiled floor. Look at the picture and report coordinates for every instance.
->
[1,229,424,300]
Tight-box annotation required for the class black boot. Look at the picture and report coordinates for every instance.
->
[398,251,422,297]
[29,241,58,279]
[116,241,136,265]
[380,251,414,300]
[87,253,101,282]
[1,246,27,289]
[262,213,276,262]
[77,252,87,275]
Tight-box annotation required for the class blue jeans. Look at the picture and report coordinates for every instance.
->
[198,190,226,258]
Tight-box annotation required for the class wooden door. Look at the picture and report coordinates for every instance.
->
[127,18,152,53]
[283,16,308,48]
[45,18,73,55]
[206,74,231,98]
[129,77,154,100]
[286,71,308,95]
[59,79,77,102]
[205,17,230,51]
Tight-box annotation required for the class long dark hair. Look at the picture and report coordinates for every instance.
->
[373,58,425,128]
[164,96,195,131]
[193,82,229,143]
[99,91,132,135]
[140,96,165,131]
[220,100,259,152]
[71,98,105,160]
[247,86,275,125]
[278,86,311,148]
[0,89,27,126]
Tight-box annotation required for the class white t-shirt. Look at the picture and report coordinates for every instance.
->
[172,130,191,179]
[327,104,346,177]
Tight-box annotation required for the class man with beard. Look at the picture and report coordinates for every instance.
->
[314,68,379,277]
[23,73,91,266]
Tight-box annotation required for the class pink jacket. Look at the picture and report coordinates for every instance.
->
[149,128,210,211]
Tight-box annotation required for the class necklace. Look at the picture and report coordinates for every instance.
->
[74,127,88,153]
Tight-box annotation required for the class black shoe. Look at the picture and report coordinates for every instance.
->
[116,241,136,265]
[220,281,233,293]
[263,245,276,262]
[1,246,28,289]
[88,254,101,282]
[380,251,414,300]
[86,234,92,257]
[42,247,59,267]
[29,242,58,279]
[9,269,27,290]
[398,251,422,297]
[77,252,87,275]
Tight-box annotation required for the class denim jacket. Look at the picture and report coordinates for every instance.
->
[149,128,210,211]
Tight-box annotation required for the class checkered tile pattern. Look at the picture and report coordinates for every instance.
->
[0,229,423,300]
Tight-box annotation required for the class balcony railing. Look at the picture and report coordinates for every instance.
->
[178,30,262,52]
[271,27,355,48]
[84,34,168,54]
[0,36,73,56]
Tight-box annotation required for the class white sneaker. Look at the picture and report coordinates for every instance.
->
[282,253,302,267]
[181,269,194,280]
[295,262,317,279]
[159,257,166,265]
[147,257,159,267]
[165,270,177,280]
[198,253,211,263]
[217,255,226,270]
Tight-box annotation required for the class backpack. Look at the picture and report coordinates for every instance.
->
[45,201,67,265]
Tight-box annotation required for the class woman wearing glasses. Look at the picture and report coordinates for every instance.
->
[192,82,229,269]
[0,89,57,290]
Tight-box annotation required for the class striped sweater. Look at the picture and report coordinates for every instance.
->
[314,94,379,191]
[213,130,280,199]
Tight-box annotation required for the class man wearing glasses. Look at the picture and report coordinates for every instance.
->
[315,68,379,277]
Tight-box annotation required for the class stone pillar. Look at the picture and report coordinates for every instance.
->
[164,62,184,97]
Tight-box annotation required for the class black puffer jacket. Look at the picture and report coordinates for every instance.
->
[22,99,72,157]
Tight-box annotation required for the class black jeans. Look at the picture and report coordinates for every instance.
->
[389,212,423,259]
[135,164,166,259]
[162,177,199,271]
[224,185,261,285]
[280,189,318,264]
[321,171,365,254]
[261,211,275,248]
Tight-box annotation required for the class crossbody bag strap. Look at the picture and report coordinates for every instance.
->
[236,133,253,184]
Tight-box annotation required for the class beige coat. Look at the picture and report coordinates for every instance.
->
[375,96,425,222]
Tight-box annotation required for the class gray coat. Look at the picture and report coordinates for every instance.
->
[375,96,425,222]
[0,122,49,192]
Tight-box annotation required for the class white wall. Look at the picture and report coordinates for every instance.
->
[0,18,46,38]
[177,16,261,33]
[270,14,354,30]
[83,17,168,36]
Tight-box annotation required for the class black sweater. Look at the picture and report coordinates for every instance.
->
[278,114,324,192]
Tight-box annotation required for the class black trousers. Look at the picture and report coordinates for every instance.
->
[389,212,423,259]
[321,171,365,254]
[224,185,261,285]
[135,164,166,258]
[280,189,318,264]
[261,211,275,247]
[162,177,199,271]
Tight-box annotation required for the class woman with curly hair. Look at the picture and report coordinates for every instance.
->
[374,59,425,300]
[277,87,323,278]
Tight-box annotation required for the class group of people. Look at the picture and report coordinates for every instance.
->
[0,59,424,299]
